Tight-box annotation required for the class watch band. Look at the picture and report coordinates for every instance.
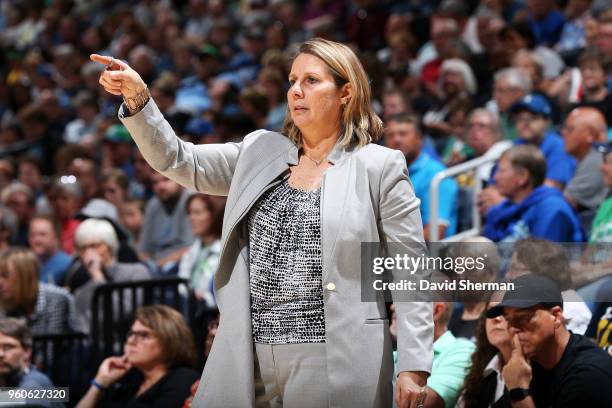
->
[123,86,150,115]
[509,387,530,402]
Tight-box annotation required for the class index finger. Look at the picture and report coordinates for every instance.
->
[511,333,525,358]
[90,54,130,70]
[90,53,112,65]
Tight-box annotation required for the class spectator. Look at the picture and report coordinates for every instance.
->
[28,214,71,286]
[507,237,592,335]
[585,278,612,354]
[67,218,150,329]
[456,295,513,407]
[466,108,512,184]
[448,237,502,341]
[16,156,45,212]
[68,157,101,206]
[62,90,101,144]
[76,305,199,408]
[131,149,155,200]
[393,289,474,408]
[101,125,135,179]
[178,194,224,307]
[422,59,475,151]
[139,172,193,266]
[562,107,609,232]
[182,118,214,145]
[526,0,566,47]
[118,199,145,251]
[0,318,56,390]
[47,176,83,255]
[257,67,287,132]
[385,113,459,240]
[595,10,612,60]
[483,145,583,242]
[567,48,612,126]
[487,274,612,407]
[589,142,612,242]
[238,86,269,130]
[511,93,576,189]
[488,68,532,141]
[382,89,412,119]
[0,248,80,334]
[150,72,191,135]
[1,181,35,246]
[414,16,461,85]
[501,21,566,80]
[557,0,593,53]
[101,168,129,210]
[441,101,472,167]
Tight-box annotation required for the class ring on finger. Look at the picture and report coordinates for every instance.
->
[106,56,115,70]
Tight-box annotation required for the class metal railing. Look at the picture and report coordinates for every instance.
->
[429,151,507,242]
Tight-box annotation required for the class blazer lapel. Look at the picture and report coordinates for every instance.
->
[223,142,298,240]
[320,141,353,281]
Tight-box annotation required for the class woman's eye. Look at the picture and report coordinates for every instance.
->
[288,79,295,86]
[307,77,317,84]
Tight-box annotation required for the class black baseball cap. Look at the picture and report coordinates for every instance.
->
[486,274,563,318]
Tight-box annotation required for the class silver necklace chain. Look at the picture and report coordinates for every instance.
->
[302,152,329,166]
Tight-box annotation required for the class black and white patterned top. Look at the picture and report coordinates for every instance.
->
[247,177,326,344]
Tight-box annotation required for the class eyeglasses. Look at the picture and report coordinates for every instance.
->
[126,330,154,343]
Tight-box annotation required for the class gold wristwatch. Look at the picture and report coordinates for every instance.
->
[123,86,151,115]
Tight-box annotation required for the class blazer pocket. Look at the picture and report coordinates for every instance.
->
[364,318,389,325]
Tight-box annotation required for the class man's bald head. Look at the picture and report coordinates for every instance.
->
[563,107,609,159]
[567,108,608,141]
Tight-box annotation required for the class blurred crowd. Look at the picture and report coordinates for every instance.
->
[1,0,612,406]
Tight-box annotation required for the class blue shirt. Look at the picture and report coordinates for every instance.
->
[516,131,576,186]
[40,250,72,286]
[409,151,458,237]
[529,10,566,47]
[176,76,211,114]
[484,186,584,242]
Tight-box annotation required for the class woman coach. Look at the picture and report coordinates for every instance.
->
[92,38,433,408]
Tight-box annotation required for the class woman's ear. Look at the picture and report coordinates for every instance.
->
[340,82,352,106]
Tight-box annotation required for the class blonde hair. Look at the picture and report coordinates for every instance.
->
[282,38,383,148]
[0,248,40,313]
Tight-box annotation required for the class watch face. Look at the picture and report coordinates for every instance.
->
[509,388,530,402]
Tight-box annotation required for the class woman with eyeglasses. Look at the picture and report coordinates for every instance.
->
[77,305,199,408]
[456,294,512,408]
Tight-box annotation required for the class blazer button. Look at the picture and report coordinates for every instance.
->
[326,282,336,291]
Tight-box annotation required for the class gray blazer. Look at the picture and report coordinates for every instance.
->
[120,100,433,408]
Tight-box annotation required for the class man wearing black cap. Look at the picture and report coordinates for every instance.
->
[487,274,612,407]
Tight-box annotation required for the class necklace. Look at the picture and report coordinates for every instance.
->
[302,152,328,166]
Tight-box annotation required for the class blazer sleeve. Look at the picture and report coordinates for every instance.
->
[119,99,247,196]
[379,149,434,375]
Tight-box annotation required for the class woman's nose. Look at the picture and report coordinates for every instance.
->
[290,82,303,98]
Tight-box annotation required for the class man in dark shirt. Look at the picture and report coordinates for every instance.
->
[487,274,612,407]
[0,318,58,407]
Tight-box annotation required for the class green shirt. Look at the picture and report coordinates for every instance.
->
[590,196,612,243]
[427,330,475,408]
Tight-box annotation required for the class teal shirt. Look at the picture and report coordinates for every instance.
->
[427,331,475,408]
